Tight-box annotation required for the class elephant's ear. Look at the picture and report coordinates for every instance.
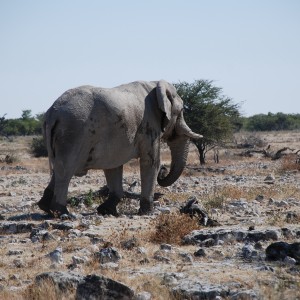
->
[156,80,173,122]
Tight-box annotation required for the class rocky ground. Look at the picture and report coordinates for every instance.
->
[0,134,300,299]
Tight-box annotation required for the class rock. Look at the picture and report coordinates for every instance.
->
[254,242,263,250]
[97,247,121,264]
[264,230,281,241]
[171,281,229,299]
[257,265,274,272]
[281,228,293,238]
[60,214,69,220]
[162,273,185,286]
[75,274,134,300]
[286,212,298,223]
[255,195,264,201]
[206,218,221,227]
[51,221,78,231]
[121,237,139,250]
[241,244,257,259]
[201,238,216,247]
[160,244,173,251]
[153,253,170,263]
[13,259,26,268]
[35,271,84,292]
[283,256,296,265]
[230,290,258,299]
[139,258,150,265]
[264,174,275,184]
[30,228,56,243]
[169,277,258,300]
[72,256,88,265]
[7,250,23,256]
[134,291,152,300]
[268,198,275,205]
[183,228,282,246]
[266,242,300,262]
[287,266,300,275]
[100,262,119,270]
[289,242,300,261]
[228,199,248,209]
[179,252,194,263]
[136,247,147,254]
[0,222,34,234]
[194,248,206,257]
[157,207,171,214]
[277,200,288,207]
[48,247,64,265]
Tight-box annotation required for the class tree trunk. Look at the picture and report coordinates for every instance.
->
[195,141,206,165]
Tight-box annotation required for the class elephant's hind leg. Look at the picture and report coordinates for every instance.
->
[37,173,55,215]
[97,166,123,216]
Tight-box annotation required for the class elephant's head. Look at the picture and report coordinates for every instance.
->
[156,80,202,187]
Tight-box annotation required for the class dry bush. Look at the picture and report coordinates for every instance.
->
[279,154,300,173]
[150,212,200,245]
[203,195,225,212]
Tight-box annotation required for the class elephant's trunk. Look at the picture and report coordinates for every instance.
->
[157,135,190,187]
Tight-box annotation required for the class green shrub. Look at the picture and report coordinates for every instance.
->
[31,136,47,157]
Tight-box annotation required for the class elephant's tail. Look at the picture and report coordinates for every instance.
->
[43,117,57,175]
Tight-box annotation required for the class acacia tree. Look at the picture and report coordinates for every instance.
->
[174,80,242,164]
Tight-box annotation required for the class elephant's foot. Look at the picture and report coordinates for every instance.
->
[97,194,120,217]
[138,197,154,215]
[49,202,69,217]
[37,188,53,214]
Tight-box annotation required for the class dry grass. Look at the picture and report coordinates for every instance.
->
[258,268,300,300]
[23,278,76,300]
[201,183,300,203]
[150,212,200,245]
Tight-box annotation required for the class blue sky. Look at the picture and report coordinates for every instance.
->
[1,0,299,118]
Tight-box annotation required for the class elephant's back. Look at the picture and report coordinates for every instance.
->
[47,86,96,122]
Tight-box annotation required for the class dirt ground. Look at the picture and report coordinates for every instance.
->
[0,132,300,299]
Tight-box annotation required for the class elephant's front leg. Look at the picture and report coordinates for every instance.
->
[97,166,123,216]
[139,144,160,215]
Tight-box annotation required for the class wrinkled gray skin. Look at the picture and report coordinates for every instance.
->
[38,80,202,216]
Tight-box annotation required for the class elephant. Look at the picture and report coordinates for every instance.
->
[38,80,202,217]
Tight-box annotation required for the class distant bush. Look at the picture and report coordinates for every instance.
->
[1,110,44,136]
[31,136,47,157]
[242,113,300,131]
